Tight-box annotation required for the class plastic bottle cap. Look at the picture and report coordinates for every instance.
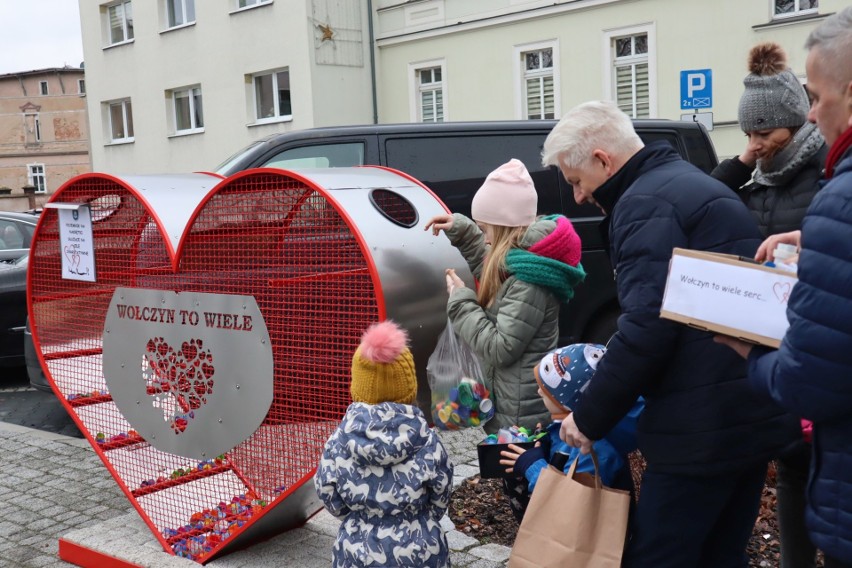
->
[479,398,493,413]
[773,243,797,261]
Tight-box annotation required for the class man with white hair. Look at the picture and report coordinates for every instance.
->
[718,7,852,567]
[543,101,798,566]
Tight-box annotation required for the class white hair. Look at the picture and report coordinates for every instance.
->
[805,6,852,90]
[541,101,643,169]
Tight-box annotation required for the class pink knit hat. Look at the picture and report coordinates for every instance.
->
[471,159,538,227]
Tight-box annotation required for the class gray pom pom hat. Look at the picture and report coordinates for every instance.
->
[738,44,810,133]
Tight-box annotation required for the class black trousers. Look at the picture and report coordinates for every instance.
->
[623,462,767,568]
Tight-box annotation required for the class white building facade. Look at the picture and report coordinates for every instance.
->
[79,0,374,174]
[79,0,841,173]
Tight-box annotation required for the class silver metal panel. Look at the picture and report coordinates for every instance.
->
[112,174,220,253]
[102,287,274,460]
[295,167,475,410]
[282,167,416,191]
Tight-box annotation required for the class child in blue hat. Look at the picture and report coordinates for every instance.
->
[499,343,644,520]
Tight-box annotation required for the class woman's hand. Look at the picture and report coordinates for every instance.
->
[738,146,758,168]
[499,442,540,474]
[424,214,454,236]
[445,268,465,296]
[755,230,801,262]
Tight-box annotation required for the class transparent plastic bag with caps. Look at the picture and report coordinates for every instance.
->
[426,320,493,430]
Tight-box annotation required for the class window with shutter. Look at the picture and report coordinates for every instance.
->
[523,48,554,120]
[417,67,444,123]
[774,0,818,18]
[612,33,649,118]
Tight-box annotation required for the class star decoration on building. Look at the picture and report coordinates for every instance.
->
[318,23,334,42]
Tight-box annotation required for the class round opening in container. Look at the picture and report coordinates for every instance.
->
[369,189,418,228]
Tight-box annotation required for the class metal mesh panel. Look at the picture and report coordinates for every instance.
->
[29,172,380,562]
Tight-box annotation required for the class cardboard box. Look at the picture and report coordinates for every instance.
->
[477,441,536,479]
[660,248,798,348]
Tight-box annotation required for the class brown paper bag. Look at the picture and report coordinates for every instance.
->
[508,448,631,568]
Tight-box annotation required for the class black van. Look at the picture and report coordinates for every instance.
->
[215,120,718,345]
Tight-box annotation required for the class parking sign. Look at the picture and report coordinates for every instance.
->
[681,69,712,110]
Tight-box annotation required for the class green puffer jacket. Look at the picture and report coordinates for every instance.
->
[445,214,557,434]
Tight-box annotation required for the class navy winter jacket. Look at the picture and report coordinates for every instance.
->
[573,141,798,476]
[749,147,852,561]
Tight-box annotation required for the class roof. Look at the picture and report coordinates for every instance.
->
[0,67,85,81]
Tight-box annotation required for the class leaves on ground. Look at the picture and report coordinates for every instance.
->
[449,455,818,566]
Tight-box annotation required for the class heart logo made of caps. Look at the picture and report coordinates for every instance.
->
[28,170,382,562]
[144,337,215,434]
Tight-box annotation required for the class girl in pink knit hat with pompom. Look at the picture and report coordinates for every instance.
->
[425,158,586,435]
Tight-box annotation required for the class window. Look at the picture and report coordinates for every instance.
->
[78,79,86,94]
[166,0,195,27]
[385,134,564,218]
[107,99,134,142]
[171,86,204,133]
[39,81,48,96]
[253,69,291,122]
[107,1,134,45]
[416,66,444,123]
[262,142,365,169]
[0,220,27,252]
[520,45,556,120]
[23,113,41,144]
[27,164,46,193]
[238,0,271,8]
[774,0,818,18]
[604,25,655,119]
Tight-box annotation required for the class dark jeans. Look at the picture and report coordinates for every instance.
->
[623,463,767,568]
[777,440,817,568]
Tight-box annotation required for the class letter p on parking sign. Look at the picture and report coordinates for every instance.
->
[680,69,712,110]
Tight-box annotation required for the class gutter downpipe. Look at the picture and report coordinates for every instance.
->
[366,0,378,124]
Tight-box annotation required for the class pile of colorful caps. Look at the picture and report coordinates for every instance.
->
[481,425,547,445]
[137,456,226,489]
[67,390,108,401]
[165,491,268,561]
[431,377,494,430]
[94,429,139,444]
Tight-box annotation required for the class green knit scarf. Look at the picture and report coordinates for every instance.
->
[505,249,586,303]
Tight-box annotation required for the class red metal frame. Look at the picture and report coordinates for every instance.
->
[28,169,389,563]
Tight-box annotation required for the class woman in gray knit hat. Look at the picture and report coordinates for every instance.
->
[713,42,827,237]
[712,41,826,568]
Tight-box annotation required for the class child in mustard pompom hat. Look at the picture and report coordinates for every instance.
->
[315,321,454,568]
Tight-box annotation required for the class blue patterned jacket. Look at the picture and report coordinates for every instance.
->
[315,402,454,568]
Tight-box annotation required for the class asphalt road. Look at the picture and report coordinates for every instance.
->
[0,366,83,437]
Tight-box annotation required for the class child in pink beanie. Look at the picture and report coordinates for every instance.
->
[425,158,586,434]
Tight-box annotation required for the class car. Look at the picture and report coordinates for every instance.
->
[0,211,38,263]
[216,119,719,345]
[0,253,29,368]
[27,120,718,390]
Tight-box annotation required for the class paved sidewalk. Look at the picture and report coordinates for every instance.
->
[0,422,510,567]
